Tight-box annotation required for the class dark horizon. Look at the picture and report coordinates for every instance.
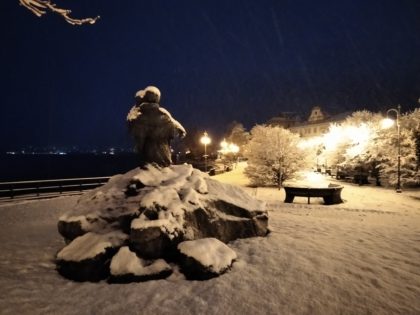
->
[1,0,419,150]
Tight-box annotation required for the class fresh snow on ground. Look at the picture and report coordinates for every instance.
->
[0,162,419,314]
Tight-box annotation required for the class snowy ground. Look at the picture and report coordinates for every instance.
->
[0,163,419,315]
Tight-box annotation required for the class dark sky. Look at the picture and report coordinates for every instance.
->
[1,0,419,149]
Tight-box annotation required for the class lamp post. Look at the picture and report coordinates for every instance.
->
[382,105,402,193]
[200,131,211,172]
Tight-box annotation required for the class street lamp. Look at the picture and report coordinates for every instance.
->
[200,131,211,172]
[381,105,402,193]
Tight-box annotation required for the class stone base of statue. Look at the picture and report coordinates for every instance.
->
[56,164,268,282]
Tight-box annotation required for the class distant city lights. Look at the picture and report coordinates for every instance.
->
[3,146,132,155]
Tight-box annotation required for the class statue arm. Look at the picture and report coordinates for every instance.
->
[127,105,141,122]
[159,107,186,138]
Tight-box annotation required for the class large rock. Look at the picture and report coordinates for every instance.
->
[56,231,127,282]
[130,219,183,259]
[57,220,84,242]
[177,238,237,280]
[56,164,268,282]
[184,204,268,243]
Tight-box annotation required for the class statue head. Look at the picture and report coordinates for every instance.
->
[135,89,144,105]
[135,86,161,105]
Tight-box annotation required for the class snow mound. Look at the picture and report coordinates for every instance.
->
[56,164,268,282]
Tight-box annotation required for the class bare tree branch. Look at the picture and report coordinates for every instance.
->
[19,0,100,25]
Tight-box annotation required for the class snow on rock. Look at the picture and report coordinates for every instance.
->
[56,163,268,282]
[109,246,172,283]
[57,231,127,262]
[177,238,237,280]
[56,231,128,282]
[133,164,193,187]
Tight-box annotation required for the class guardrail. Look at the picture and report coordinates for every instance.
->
[0,176,110,201]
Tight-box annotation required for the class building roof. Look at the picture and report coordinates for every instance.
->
[291,110,352,127]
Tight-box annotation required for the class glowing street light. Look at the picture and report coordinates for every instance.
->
[229,143,239,154]
[200,131,211,172]
[381,118,395,129]
[381,105,402,193]
[218,140,240,169]
[220,138,228,152]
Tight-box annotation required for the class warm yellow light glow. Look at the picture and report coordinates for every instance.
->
[323,124,344,151]
[229,143,239,153]
[219,141,239,154]
[200,132,211,145]
[345,124,372,157]
[381,118,395,129]
[298,122,375,161]
[297,136,323,149]
[304,171,326,184]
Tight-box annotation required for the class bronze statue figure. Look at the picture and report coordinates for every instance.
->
[127,86,186,167]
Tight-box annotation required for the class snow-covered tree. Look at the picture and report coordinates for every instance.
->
[376,110,420,187]
[340,112,383,181]
[19,0,99,25]
[298,108,420,187]
[375,129,417,186]
[244,125,310,187]
[403,108,420,170]
[330,110,418,187]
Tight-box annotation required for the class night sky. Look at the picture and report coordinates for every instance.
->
[1,0,419,150]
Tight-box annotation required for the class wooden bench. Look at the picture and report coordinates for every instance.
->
[283,185,343,205]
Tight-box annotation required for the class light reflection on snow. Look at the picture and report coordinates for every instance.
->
[284,170,330,188]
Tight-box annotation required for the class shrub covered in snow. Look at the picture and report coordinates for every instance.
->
[244,125,311,187]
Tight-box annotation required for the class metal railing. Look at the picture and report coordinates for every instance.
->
[0,176,110,201]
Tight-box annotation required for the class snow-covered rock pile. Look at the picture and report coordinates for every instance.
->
[56,164,268,282]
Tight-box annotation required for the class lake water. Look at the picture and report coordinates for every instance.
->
[0,154,139,182]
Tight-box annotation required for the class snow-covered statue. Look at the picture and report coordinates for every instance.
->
[56,89,268,282]
[127,86,186,167]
